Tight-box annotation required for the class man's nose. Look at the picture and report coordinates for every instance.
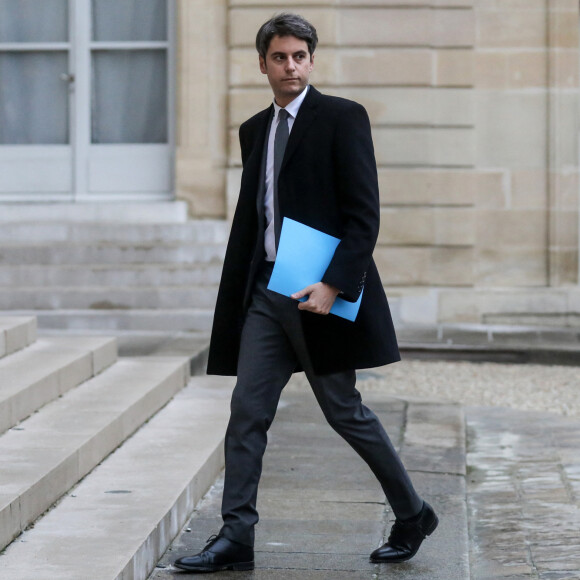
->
[285,58,296,71]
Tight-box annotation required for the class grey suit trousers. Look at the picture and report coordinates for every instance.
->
[220,261,423,547]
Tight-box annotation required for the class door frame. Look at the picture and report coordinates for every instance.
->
[0,0,176,202]
[73,0,176,201]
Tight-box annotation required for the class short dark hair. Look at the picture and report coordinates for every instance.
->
[255,13,318,59]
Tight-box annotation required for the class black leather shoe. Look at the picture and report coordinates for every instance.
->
[370,501,438,563]
[174,535,254,573]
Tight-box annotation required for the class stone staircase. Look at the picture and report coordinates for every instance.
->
[0,315,234,579]
[0,219,229,334]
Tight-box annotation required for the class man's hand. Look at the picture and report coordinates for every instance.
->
[291,282,340,315]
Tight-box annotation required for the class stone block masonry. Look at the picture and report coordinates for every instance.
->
[213,0,580,325]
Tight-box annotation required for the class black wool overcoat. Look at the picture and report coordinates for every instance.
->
[206,86,400,376]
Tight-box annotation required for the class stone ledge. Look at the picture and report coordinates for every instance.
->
[0,336,118,435]
[0,316,36,358]
[0,376,234,580]
[0,202,189,224]
[0,357,189,552]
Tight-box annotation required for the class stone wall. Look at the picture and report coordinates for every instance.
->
[175,0,228,217]
[180,0,580,324]
[434,0,580,324]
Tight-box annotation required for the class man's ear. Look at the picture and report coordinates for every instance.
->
[259,55,267,74]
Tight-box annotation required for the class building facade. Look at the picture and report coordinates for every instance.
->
[1,0,579,326]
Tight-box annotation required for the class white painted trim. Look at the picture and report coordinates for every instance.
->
[167,0,177,199]
[72,0,90,198]
[0,194,73,202]
[87,144,172,194]
[0,202,189,223]
[75,193,175,202]
[0,147,72,195]
[0,43,70,50]
[89,41,169,50]
[0,192,171,203]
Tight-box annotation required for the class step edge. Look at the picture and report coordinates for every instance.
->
[0,377,233,579]
[119,443,224,580]
[0,317,37,358]
[0,358,190,551]
[0,336,118,434]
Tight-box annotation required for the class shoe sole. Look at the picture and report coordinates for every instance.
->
[370,513,439,564]
[424,513,439,536]
[174,561,255,572]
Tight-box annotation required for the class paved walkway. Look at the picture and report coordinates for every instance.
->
[149,371,580,580]
[466,406,580,579]
[150,387,468,579]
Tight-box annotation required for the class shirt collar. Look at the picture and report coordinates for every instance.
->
[273,84,309,120]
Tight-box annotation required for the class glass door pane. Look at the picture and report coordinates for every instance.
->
[91,50,167,144]
[90,0,169,146]
[0,51,69,144]
[92,0,167,41]
[0,0,68,42]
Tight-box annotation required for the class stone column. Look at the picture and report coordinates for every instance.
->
[472,0,550,288]
[547,0,580,286]
[175,0,228,218]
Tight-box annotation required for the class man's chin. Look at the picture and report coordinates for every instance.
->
[280,85,305,97]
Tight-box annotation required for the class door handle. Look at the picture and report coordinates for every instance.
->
[60,73,75,83]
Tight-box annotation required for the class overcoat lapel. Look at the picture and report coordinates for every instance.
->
[255,108,274,215]
[242,105,274,311]
[241,105,273,205]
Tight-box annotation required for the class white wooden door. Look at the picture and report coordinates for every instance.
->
[0,0,73,200]
[0,0,175,201]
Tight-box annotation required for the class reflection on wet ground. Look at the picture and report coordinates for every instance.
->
[151,367,580,580]
[467,406,580,579]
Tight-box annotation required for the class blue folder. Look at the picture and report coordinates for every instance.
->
[267,218,363,322]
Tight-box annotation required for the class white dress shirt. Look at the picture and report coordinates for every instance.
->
[264,85,310,262]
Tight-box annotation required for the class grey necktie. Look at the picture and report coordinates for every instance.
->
[273,108,290,249]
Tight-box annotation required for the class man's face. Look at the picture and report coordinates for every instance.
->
[259,35,314,107]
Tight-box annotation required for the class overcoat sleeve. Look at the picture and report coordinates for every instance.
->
[320,103,380,302]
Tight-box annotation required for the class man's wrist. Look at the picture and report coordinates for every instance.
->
[322,282,341,296]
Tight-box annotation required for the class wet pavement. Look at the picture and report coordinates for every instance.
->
[466,406,580,579]
[149,371,580,580]
[131,322,580,580]
[150,387,469,579]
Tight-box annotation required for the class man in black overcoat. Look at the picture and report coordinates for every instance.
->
[175,13,438,574]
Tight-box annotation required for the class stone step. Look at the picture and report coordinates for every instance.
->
[0,316,36,359]
[0,202,189,224]
[0,335,117,434]
[0,375,234,580]
[153,390,469,579]
[0,356,190,553]
[0,263,223,287]
[1,309,215,333]
[40,329,212,376]
[0,286,219,310]
[0,220,230,245]
[0,242,226,265]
